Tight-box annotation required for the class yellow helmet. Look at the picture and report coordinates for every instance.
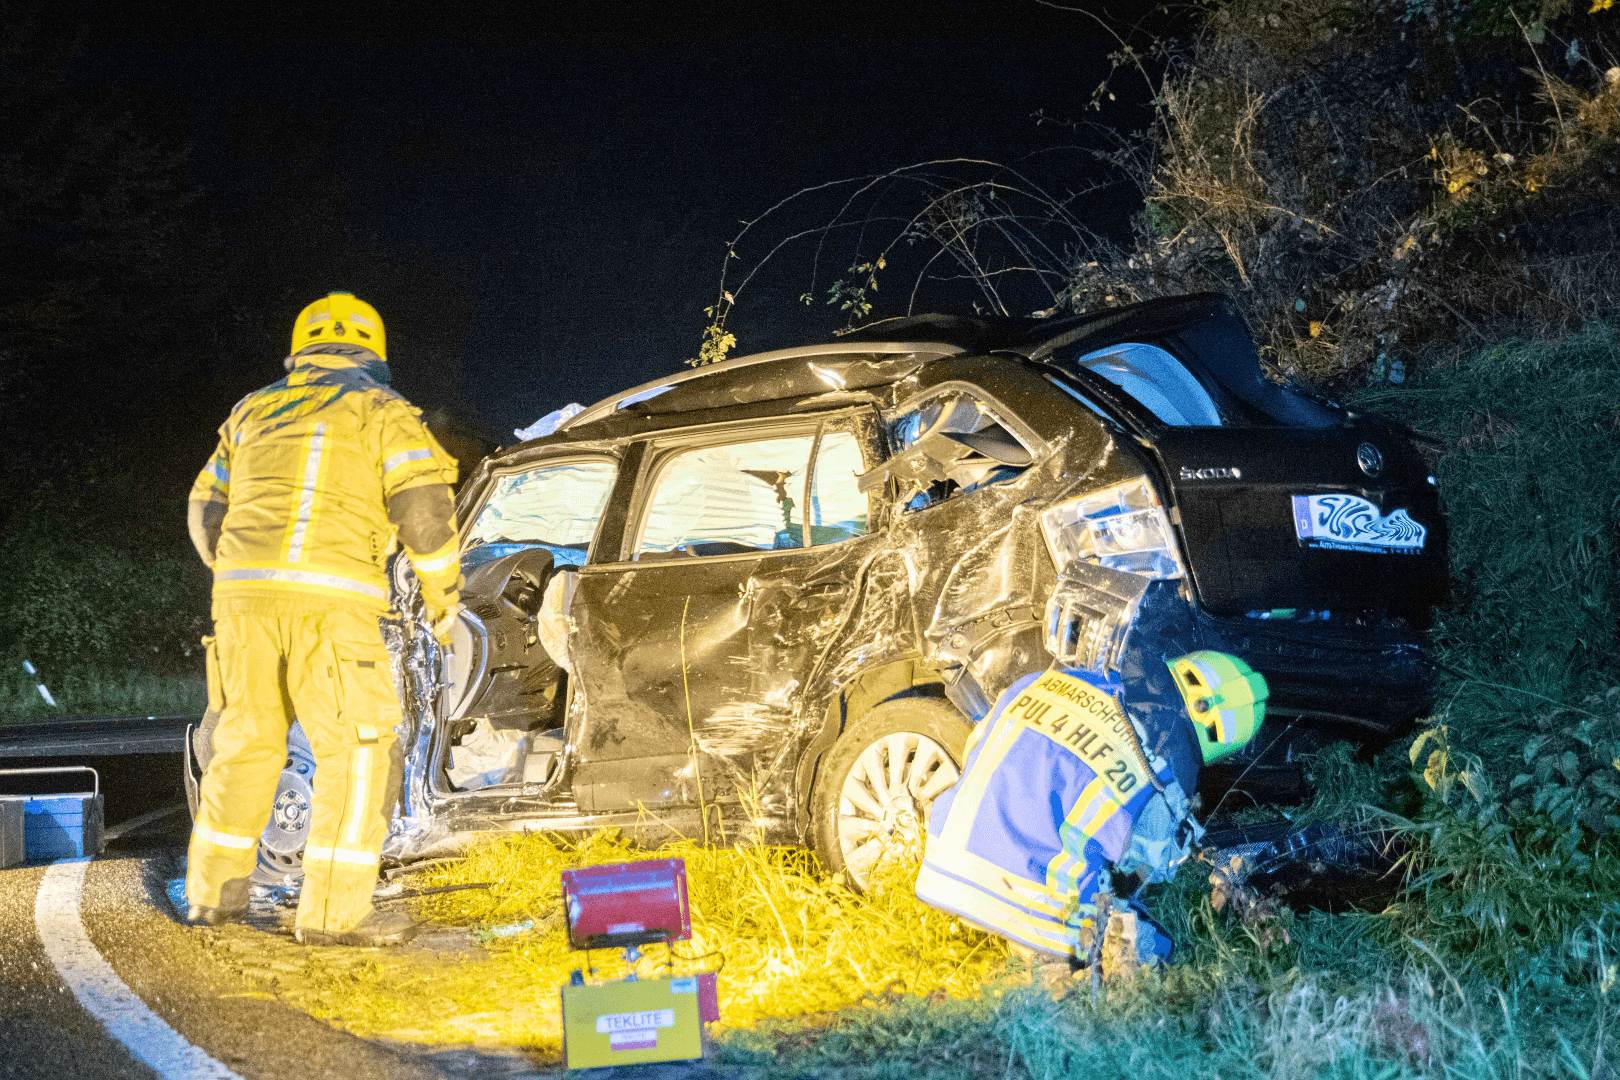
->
[1167,651,1268,763]
[291,292,386,361]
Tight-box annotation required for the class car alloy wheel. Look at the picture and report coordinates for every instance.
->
[811,696,972,891]
[253,721,315,886]
[837,730,961,886]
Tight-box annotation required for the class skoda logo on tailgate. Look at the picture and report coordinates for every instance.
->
[1178,466,1242,481]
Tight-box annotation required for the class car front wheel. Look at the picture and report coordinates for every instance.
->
[810,696,972,890]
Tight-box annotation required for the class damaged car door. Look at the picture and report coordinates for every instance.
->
[442,455,619,791]
[566,412,882,837]
[863,385,1062,719]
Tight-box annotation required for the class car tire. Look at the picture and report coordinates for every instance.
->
[186,714,316,887]
[810,695,972,891]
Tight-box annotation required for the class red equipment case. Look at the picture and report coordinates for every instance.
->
[561,857,692,949]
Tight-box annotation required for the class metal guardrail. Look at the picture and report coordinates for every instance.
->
[0,714,196,757]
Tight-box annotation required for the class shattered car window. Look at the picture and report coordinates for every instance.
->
[882,393,1034,512]
[802,432,869,545]
[1073,342,1222,427]
[466,460,617,562]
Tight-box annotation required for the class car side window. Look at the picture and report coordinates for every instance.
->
[636,431,869,559]
[465,460,617,565]
[880,392,1034,512]
[803,432,869,545]
[1072,342,1222,427]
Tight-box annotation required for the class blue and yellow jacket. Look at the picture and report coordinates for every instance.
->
[915,667,1193,959]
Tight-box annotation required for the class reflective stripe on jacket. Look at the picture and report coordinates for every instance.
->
[915,667,1178,957]
[190,354,458,611]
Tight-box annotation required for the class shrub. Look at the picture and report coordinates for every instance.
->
[1362,323,1620,693]
[0,508,210,719]
[1357,326,1620,980]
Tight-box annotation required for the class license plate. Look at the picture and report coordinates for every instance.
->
[1291,494,1426,555]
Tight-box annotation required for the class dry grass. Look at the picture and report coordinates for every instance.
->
[1525,68,1620,192]
[1208,0,1361,54]
[411,830,1011,1024]
[198,829,1011,1056]
[1151,74,1291,286]
[1097,4,1620,388]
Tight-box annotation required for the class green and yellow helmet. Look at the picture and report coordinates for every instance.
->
[1166,651,1268,763]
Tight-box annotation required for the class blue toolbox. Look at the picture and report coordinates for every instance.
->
[0,766,104,860]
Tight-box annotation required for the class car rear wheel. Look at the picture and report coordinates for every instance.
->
[254,722,314,886]
[810,696,972,891]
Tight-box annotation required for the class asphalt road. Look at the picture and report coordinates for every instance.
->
[0,754,746,1080]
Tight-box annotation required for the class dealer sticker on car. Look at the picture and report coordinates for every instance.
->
[1292,494,1427,555]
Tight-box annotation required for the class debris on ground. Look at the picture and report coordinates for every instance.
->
[1206,820,1406,915]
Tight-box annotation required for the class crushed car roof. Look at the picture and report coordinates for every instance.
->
[556,293,1244,437]
[560,342,965,432]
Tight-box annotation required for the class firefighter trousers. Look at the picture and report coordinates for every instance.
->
[186,606,404,933]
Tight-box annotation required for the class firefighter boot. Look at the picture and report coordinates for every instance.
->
[183,876,250,927]
[295,908,419,947]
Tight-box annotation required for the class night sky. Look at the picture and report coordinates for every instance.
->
[63,0,1166,442]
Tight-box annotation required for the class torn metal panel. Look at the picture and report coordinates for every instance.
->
[380,587,448,862]
[564,348,951,430]
[886,395,1140,719]
[564,536,884,835]
[1043,560,1153,672]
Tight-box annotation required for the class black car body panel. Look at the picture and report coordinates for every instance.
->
[1151,424,1448,618]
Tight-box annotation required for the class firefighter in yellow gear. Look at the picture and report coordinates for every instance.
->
[184,291,463,947]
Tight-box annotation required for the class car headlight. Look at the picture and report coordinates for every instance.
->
[1039,476,1183,581]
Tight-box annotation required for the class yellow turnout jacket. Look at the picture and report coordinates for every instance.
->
[190,354,459,613]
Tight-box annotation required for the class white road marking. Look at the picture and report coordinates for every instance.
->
[105,802,188,841]
[36,858,244,1080]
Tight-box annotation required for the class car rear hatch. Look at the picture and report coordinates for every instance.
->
[1041,306,1449,621]
[1154,422,1448,618]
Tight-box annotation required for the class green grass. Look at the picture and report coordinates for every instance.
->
[0,504,211,720]
[1353,324,1620,983]
[1362,323,1620,701]
[0,665,205,723]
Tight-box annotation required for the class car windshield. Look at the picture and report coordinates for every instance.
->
[465,460,617,561]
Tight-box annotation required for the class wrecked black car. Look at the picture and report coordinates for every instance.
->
[186,292,1447,888]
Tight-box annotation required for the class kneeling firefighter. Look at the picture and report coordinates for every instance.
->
[915,635,1265,974]
[184,292,462,946]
